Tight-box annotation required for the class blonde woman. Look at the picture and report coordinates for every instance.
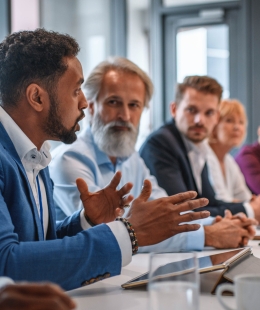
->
[207,99,252,203]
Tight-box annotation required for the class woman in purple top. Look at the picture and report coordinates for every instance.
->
[235,127,260,195]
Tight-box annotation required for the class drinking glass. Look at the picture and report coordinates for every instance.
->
[148,252,199,310]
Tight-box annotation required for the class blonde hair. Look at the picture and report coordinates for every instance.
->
[209,99,247,143]
[218,99,247,124]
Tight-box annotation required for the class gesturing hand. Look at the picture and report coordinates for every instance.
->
[126,179,210,247]
[76,171,134,225]
[0,283,76,310]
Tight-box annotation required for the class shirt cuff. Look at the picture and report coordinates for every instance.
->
[243,202,255,219]
[80,209,92,230]
[106,221,132,267]
[184,216,215,250]
[0,277,14,289]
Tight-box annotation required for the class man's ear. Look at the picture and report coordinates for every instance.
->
[88,101,95,116]
[170,102,177,118]
[26,84,48,112]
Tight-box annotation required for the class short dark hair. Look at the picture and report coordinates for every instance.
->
[0,28,80,107]
[175,75,223,105]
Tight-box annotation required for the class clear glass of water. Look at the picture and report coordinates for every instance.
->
[148,252,199,310]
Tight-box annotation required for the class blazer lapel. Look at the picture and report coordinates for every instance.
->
[0,123,44,240]
[169,119,199,193]
[40,168,56,240]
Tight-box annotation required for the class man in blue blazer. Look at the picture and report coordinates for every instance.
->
[140,76,260,221]
[0,29,211,291]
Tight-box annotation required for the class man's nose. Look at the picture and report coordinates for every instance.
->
[194,113,204,124]
[118,105,130,122]
[79,92,88,110]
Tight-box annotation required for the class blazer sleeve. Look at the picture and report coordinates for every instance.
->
[140,130,189,195]
[140,130,246,217]
[0,189,122,291]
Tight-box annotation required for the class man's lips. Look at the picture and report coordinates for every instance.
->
[189,127,207,133]
[112,126,130,131]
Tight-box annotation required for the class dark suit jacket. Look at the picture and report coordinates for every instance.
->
[0,123,121,290]
[235,142,260,195]
[140,119,246,217]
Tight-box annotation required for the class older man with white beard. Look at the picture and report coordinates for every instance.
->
[50,57,168,220]
[49,57,256,252]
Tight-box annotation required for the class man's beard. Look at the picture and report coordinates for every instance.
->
[43,93,84,144]
[91,113,139,158]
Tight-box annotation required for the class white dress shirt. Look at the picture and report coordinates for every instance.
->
[206,144,254,218]
[0,107,131,266]
[181,133,254,218]
[181,134,208,195]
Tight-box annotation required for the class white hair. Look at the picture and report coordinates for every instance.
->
[84,56,153,108]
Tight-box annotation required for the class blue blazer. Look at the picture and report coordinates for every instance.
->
[140,119,246,217]
[0,123,121,290]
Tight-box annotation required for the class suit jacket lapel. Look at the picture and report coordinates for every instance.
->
[0,122,44,240]
[169,119,199,194]
[40,168,56,240]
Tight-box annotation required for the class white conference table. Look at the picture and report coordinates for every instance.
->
[69,239,260,310]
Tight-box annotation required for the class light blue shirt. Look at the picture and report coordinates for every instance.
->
[49,127,214,252]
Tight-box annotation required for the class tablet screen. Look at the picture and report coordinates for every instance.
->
[123,248,248,288]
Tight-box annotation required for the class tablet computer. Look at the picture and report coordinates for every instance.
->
[121,247,251,289]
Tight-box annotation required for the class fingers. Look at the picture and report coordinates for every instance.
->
[116,208,125,217]
[224,209,232,219]
[76,178,89,196]
[240,228,250,242]
[247,226,256,238]
[121,194,134,206]
[167,191,198,205]
[137,179,152,202]
[178,210,210,223]
[107,171,122,189]
[175,197,209,213]
[0,283,76,310]
[239,218,258,227]
[242,237,249,246]
[215,215,222,223]
[118,183,133,201]
[234,212,247,219]
[176,223,201,233]
[9,283,75,307]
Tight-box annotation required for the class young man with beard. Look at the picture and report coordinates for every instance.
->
[50,58,256,251]
[140,75,260,223]
[0,30,212,291]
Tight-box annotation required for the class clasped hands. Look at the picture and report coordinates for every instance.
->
[214,210,257,247]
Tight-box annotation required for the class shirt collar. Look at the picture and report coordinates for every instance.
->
[0,106,51,166]
[180,132,208,159]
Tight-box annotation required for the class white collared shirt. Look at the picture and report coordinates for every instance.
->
[181,132,254,218]
[181,134,208,194]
